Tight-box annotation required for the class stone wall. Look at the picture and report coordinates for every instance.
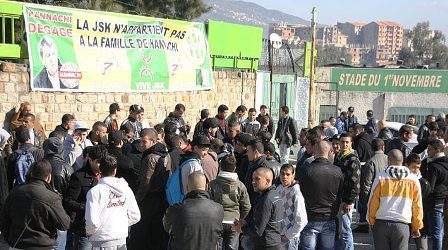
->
[0,62,256,133]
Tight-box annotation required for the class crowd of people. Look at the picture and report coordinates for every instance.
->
[0,101,447,250]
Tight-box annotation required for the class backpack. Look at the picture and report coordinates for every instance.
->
[15,149,35,185]
[165,158,199,205]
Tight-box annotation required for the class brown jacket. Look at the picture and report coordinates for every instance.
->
[201,151,219,182]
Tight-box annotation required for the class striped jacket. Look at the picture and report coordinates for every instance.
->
[367,165,423,231]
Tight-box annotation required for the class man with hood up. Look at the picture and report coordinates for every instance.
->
[85,155,140,249]
[43,137,73,195]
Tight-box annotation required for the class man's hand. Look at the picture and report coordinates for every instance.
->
[412,229,421,238]
[73,135,82,147]
[232,219,246,233]
[342,203,353,213]
[293,144,298,147]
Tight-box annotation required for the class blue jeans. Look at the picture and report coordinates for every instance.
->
[429,203,444,250]
[282,236,299,250]
[73,234,92,250]
[336,212,354,250]
[279,144,291,165]
[300,220,337,250]
[56,230,67,250]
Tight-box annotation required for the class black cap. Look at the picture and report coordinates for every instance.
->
[236,133,255,147]
[108,131,124,144]
[109,103,121,112]
[203,118,220,129]
[192,135,211,147]
[348,107,355,112]
[130,104,144,113]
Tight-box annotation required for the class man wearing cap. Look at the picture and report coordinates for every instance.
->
[63,120,94,171]
[121,104,145,141]
[103,103,121,133]
[365,110,379,137]
[179,135,210,195]
[346,107,358,129]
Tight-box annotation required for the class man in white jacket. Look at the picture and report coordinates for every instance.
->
[85,154,141,249]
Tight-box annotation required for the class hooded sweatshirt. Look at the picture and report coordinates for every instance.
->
[43,137,73,194]
[367,165,423,232]
[85,177,141,246]
[209,171,251,222]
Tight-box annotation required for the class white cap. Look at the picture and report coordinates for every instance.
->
[74,121,89,131]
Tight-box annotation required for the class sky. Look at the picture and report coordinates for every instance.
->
[244,0,448,37]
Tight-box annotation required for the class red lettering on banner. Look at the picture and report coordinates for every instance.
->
[28,23,73,37]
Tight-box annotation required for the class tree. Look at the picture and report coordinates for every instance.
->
[30,0,209,21]
[317,44,352,66]
[399,21,448,68]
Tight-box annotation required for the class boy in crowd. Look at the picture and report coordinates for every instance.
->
[277,164,307,250]
[209,155,251,250]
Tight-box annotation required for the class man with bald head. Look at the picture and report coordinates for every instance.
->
[233,167,284,249]
[367,149,423,250]
[163,172,223,250]
[298,140,344,249]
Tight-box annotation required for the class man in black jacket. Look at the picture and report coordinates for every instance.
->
[257,105,274,135]
[163,103,190,137]
[425,139,448,250]
[107,131,138,192]
[234,167,284,250]
[245,139,268,205]
[0,159,70,249]
[63,145,107,250]
[275,106,298,164]
[53,114,75,137]
[418,115,436,143]
[377,120,393,143]
[350,123,374,162]
[163,172,224,250]
[385,124,414,159]
[333,133,361,250]
[299,140,344,250]
[43,137,73,195]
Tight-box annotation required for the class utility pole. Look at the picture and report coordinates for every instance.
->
[307,7,317,128]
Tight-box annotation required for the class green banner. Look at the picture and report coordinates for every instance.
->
[24,4,213,92]
[331,68,448,93]
[207,20,262,70]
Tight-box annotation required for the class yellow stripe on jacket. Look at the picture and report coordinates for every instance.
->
[367,166,423,231]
